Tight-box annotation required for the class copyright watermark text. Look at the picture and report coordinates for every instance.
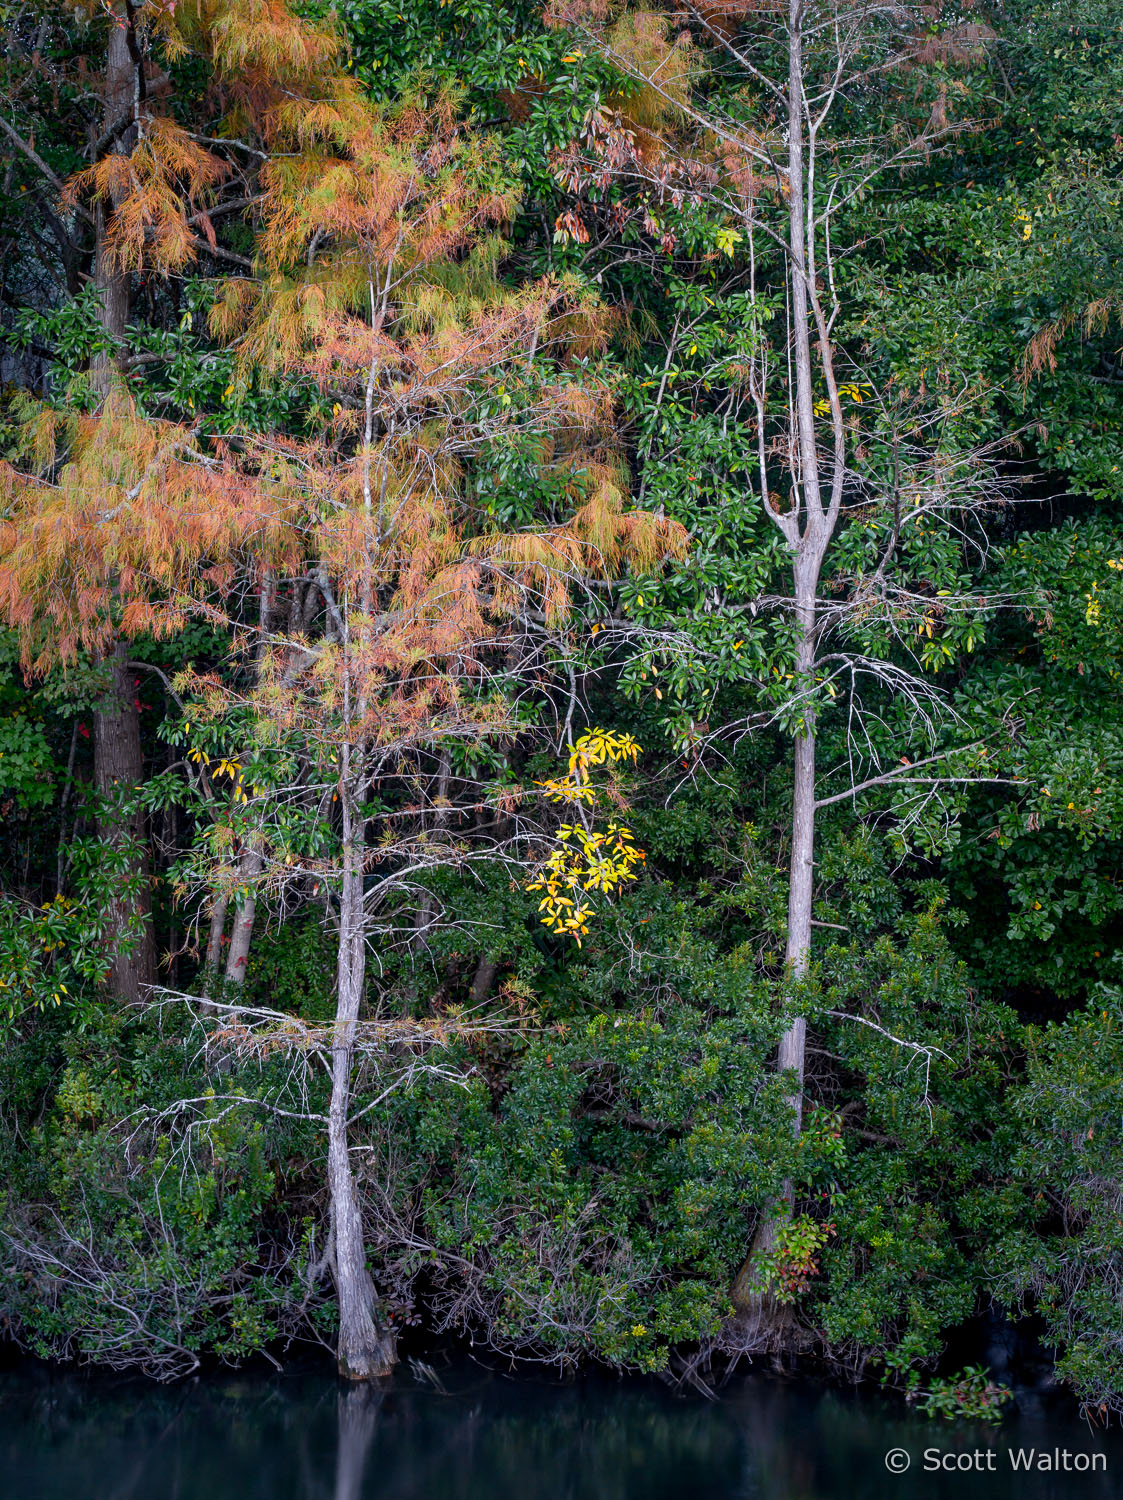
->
[885,1446,1107,1474]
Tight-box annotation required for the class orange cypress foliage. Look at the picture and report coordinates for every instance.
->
[209,85,523,369]
[191,53,686,677]
[62,115,231,274]
[4,0,688,842]
[0,395,302,672]
[56,0,364,281]
[2,0,394,673]
[155,67,688,1050]
[6,2,687,1381]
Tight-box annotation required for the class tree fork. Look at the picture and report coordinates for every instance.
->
[223,840,265,986]
[732,0,828,1325]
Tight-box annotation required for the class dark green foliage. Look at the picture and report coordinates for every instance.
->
[908,1366,1013,1423]
[2,0,1122,1416]
[0,1007,320,1377]
[240,916,339,1021]
[996,994,1123,1411]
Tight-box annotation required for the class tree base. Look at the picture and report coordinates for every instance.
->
[725,1292,795,1356]
[337,1329,398,1381]
[728,1242,803,1358]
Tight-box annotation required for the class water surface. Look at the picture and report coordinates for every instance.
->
[2,1356,1120,1500]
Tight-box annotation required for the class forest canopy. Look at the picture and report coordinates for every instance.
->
[1,0,1122,1414]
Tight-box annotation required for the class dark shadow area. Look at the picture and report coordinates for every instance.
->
[1,1356,1120,1500]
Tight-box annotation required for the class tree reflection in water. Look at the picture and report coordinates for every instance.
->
[334,1384,383,1500]
[0,1357,1119,1500]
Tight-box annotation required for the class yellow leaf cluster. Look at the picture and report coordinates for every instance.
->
[567,727,641,779]
[528,823,645,945]
[528,728,645,944]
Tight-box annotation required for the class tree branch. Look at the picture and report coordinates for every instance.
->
[0,114,94,226]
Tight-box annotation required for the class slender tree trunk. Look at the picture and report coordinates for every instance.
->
[777,576,819,1123]
[219,573,275,987]
[91,9,134,398]
[768,0,823,1165]
[328,785,396,1380]
[732,1,828,1323]
[731,587,819,1319]
[94,643,156,1002]
[199,893,229,1014]
[89,17,152,1005]
[205,896,228,970]
[223,840,264,985]
[55,717,80,895]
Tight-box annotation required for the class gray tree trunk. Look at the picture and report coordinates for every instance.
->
[220,575,275,987]
[762,0,825,1190]
[732,593,819,1318]
[90,18,152,1005]
[205,896,228,971]
[732,0,831,1323]
[328,786,396,1379]
[775,572,820,1129]
[223,840,264,986]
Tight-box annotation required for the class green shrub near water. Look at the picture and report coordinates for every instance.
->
[2,867,1121,1405]
[0,1005,318,1377]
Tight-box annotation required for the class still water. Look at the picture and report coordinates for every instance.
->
[2,1356,1121,1500]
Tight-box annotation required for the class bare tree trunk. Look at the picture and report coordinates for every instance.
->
[55,717,80,896]
[778,739,813,1094]
[732,0,831,1324]
[768,0,831,1174]
[205,896,228,970]
[89,17,151,1006]
[223,840,264,986]
[90,8,134,398]
[94,643,155,1003]
[731,607,819,1326]
[329,784,396,1380]
[776,577,819,1112]
[198,893,229,1013]
[220,573,275,987]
